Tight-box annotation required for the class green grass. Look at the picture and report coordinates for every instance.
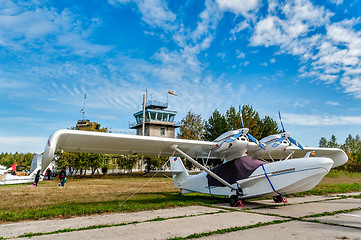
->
[0,193,225,223]
[325,170,361,178]
[293,183,361,196]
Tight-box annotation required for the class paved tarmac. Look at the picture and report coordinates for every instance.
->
[1,192,360,240]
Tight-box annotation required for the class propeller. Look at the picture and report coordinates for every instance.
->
[225,106,265,150]
[272,111,304,150]
[224,129,247,143]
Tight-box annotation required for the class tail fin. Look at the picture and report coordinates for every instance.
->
[10,163,17,172]
[30,154,43,174]
[170,157,189,188]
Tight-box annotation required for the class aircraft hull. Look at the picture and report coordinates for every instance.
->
[0,173,41,185]
[177,157,334,199]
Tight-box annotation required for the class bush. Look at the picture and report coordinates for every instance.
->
[335,163,361,172]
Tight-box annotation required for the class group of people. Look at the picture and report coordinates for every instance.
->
[29,167,67,187]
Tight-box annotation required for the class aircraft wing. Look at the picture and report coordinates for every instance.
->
[41,129,217,172]
[247,143,348,168]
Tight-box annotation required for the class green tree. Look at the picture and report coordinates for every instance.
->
[342,134,361,164]
[260,116,280,139]
[240,105,263,139]
[225,106,242,131]
[203,105,279,141]
[319,137,328,147]
[87,153,103,175]
[203,109,227,141]
[329,135,339,148]
[178,110,204,140]
[117,155,139,173]
[143,156,168,170]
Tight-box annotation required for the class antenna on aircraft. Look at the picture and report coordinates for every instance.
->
[80,93,87,120]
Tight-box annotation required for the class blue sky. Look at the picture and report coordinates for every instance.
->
[1,0,361,153]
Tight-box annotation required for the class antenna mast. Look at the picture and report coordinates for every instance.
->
[81,93,87,120]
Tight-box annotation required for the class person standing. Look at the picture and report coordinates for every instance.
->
[46,168,52,180]
[58,168,66,187]
[34,170,41,186]
[29,169,41,187]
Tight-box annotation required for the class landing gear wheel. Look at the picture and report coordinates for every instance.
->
[273,195,288,203]
[229,195,244,207]
[230,195,238,206]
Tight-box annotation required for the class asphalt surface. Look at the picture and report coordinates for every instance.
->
[1,192,360,240]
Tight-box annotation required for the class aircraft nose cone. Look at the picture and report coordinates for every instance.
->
[313,157,334,172]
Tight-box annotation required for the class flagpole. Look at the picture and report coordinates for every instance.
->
[142,94,146,136]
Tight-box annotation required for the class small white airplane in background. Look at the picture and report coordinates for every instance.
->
[39,111,348,206]
[0,156,43,185]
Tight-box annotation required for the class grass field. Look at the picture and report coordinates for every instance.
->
[0,171,360,223]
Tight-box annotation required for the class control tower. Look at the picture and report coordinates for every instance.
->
[130,98,179,138]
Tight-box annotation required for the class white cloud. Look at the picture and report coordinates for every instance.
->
[217,52,226,59]
[329,0,343,5]
[0,78,28,89]
[249,0,361,99]
[57,33,112,56]
[216,0,260,15]
[110,0,176,30]
[136,0,176,29]
[0,1,110,55]
[230,20,250,40]
[251,0,331,52]
[340,76,361,98]
[284,113,361,126]
[236,50,245,59]
[325,101,340,106]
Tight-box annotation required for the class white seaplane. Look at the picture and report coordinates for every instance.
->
[38,111,348,206]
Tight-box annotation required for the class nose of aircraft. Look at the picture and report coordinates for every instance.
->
[312,157,334,172]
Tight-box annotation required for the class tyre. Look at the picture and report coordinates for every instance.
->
[229,195,238,206]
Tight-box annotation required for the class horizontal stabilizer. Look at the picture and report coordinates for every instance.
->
[142,170,183,177]
[143,170,200,177]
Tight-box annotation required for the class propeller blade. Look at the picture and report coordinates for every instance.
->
[224,131,243,143]
[239,105,245,128]
[289,137,304,150]
[272,136,285,148]
[278,111,285,132]
[247,133,265,150]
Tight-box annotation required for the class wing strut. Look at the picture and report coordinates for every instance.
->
[171,145,240,194]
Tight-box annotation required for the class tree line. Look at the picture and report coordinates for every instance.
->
[320,134,361,165]
[178,105,280,141]
[0,152,34,169]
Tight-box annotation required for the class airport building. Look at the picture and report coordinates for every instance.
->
[130,99,179,138]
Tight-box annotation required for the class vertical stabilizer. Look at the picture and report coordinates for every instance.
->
[170,157,189,188]
[30,154,43,174]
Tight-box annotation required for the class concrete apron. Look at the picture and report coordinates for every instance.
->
[307,209,361,228]
[0,206,220,239]
[1,195,360,240]
[199,220,361,240]
[21,212,283,240]
[249,198,361,218]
